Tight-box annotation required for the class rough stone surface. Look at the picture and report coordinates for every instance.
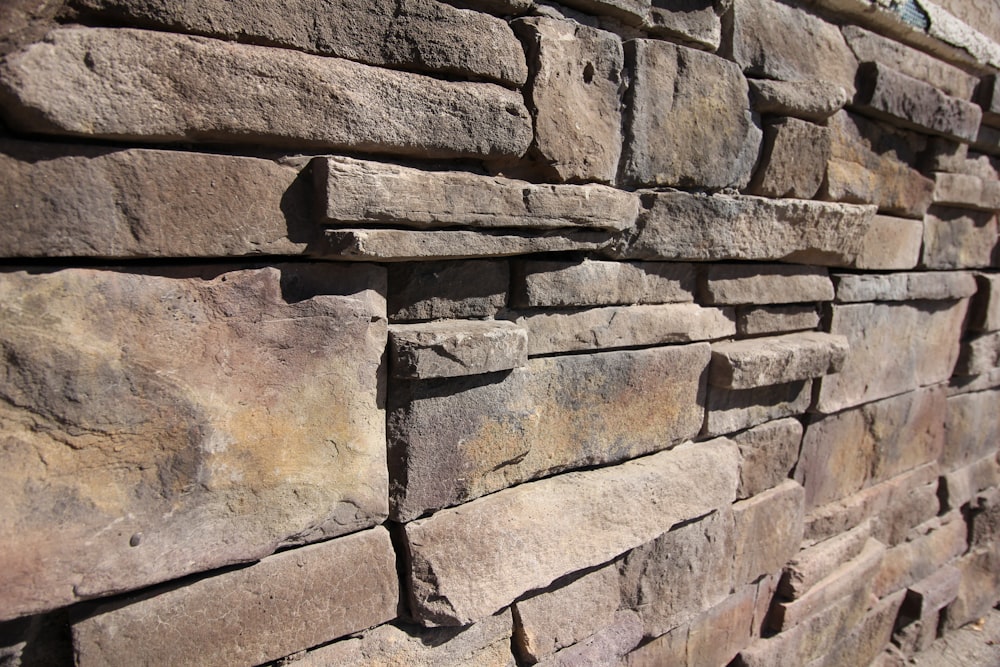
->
[748,79,849,121]
[955,332,1000,376]
[970,487,1000,548]
[554,0,648,24]
[684,584,758,667]
[514,18,623,183]
[705,380,813,437]
[973,124,1000,156]
[72,528,399,667]
[746,117,830,199]
[921,206,999,269]
[732,481,806,587]
[978,74,1000,127]
[933,172,1000,211]
[389,320,528,379]
[513,259,695,307]
[702,264,834,305]
[943,390,1000,469]
[809,589,904,667]
[815,300,968,413]
[850,214,923,270]
[736,305,820,336]
[781,520,873,600]
[941,455,1000,511]
[0,265,388,620]
[388,260,508,322]
[388,344,710,521]
[944,547,1000,630]
[904,565,963,620]
[403,440,739,626]
[875,514,968,599]
[620,40,761,189]
[970,273,1000,332]
[644,0,721,50]
[833,271,977,303]
[71,0,528,86]
[709,332,849,389]
[534,611,642,667]
[0,28,532,159]
[949,367,1000,396]
[511,303,735,355]
[732,418,803,500]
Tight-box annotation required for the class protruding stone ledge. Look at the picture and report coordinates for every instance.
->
[780,520,873,600]
[850,214,923,270]
[701,265,834,305]
[704,380,813,437]
[940,454,1000,510]
[402,439,739,626]
[748,79,849,122]
[833,271,978,303]
[970,273,1000,333]
[513,259,695,308]
[389,320,528,379]
[709,332,849,389]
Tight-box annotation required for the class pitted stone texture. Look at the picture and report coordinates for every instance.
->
[701,264,834,305]
[874,514,967,598]
[71,0,527,86]
[945,547,1000,630]
[732,481,806,587]
[72,528,398,667]
[746,117,830,199]
[512,303,735,355]
[705,380,812,436]
[921,206,998,269]
[732,418,803,500]
[534,611,642,667]
[970,487,1000,548]
[616,191,876,266]
[737,305,820,336]
[388,344,709,521]
[970,273,1000,332]
[315,156,637,231]
[709,332,848,389]
[644,0,721,50]
[513,259,695,307]
[620,40,761,189]
[833,271,977,303]
[0,139,309,259]
[815,300,968,413]
[932,172,1000,211]
[748,79,849,121]
[781,520,873,600]
[389,321,527,379]
[850,214,923,270]
[812,589,904,667]
[955,331,1000,376]
[943,389,1000,469]
[514,18,623,183]
[0,265,387,620]
[0,28,532,159]
[388,260,508,322]
[940,455,1000,510]
[403,440,739,626]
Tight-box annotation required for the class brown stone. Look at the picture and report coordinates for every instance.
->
[748,79,849,122]
[403,439,739,626]
[874,514,968,598]
[701,264,834,305]
[72,528,399,667]
[933,172,1000,211]
[781,520,873,600]
[833,271,978,303]
[389,320,528,379]
[0,265,387,620]
[736,305,820,336]
[534,611,642,667]
[388,344,710,521]
[388,260,508,322]
[644,0,722,51]
[949,368,1000,396]
[553,0,648,25]
[922,206,999,270]
[732,418,803,500]
[732,481,806,587]
[705,380,813,437]
[810,590,905,667]
[944,546,1000,629]
[970,273,1000,332]
[747,117,830,199]
[970,487,1000,548]
[513,259,695,307]
[940,455,1000,510]
[685,585,757,667]
[955,332,1000,376]
[943,390,1000,469]
[710,332,848,389]
[973,124,1000,156]
[903,565,963,620]
[850,214,923,270]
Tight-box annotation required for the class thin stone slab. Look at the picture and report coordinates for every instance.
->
[874,514,967,598]
[72,528,399,667]
[0,265,387,620]
[314,156,638,231]
[850,214,923,270]
[921,206,998,269]
[403,439,739,626]
[554,0,648,24]
[709,332,849,389]
[833,271,978,302]
[944,547,1000,630]
[809,590,905,667]
[970,273,1000,332]
[732,418,803,500]
[644,0,721,50]
[388,260,508,322]
[513,259,695,307]
[748,79,849,122]
[705,380,813,437]
[932,172,1000,211]
[746,117,830,199]
[388,344,710,521]
[781,520,873,600]
[389,320,528,379]
[737,305,820,336]
[701,264,834,305]
[955,331,1000,376]
[0,28,532,159]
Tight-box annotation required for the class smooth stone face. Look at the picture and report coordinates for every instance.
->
[731,418,803,499]
[71,528,399,667]
[514,259,695,307]
[620,40,761,189]
[683,584,758,667]
[940,455,1000,511]
[955,331,1000,376]
[701,264,834,305]
[850,214,923,270]
[732,481,805,587]
[921,206,999,270]
[817,589,905,667]
[970,273,1000,332]
[943,389,1000,469]
[736,305,820,336]
[533,611,642,667]
[833,271,978,303]
[0,265,387,620]
[388,344,710,521]
[0,28,532,159]
[746,117,830,199]
[403,440,739,626]
[933,172,1000,211]
[389,320,528,379]
[388,260,509,322]
[705,380,813,436]
[644,0,720,50]
[748,79,849,121]
[709,332,849,390]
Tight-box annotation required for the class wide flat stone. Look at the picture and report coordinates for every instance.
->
[403,439,739,625]
[850,214,923,270]
[389,320,528,379]
[932,172,1000,211]
[513,259,695,307]
[921,206,999,269]
[553,0,648,24]
[940,455,1000,511]
[701,264,834,305]
[388,260,508,322]
[780,520,873,600]
[644,0,721,50]
[736,305,820,336]
[731,418,803,500]
[748,79,849,122]
[709,332,849,389]
[955,331,1000,376]
[0,265,387,620]
[746,117,830,199]
[534,611,642,667]
[705,380,813,436]
[833,271,977,303]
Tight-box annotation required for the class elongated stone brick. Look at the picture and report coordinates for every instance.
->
[513,259,695,307]
[933,172,1000,211]
[701,265,833,305]
[534,611,642,667]
[736,305,820,336]
[389,320,528,379]
[388,260,508,322]
[833,271,977,303]
[922,206,999,270]
[874,514,967,598]
[705,380,813,436]
[850,214,923,270]
[748,79,848,122]
[781,520,873,599]
[644,0,721,50]
[709,332,848,389]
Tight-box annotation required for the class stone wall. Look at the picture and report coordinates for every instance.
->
[1,0,999,665]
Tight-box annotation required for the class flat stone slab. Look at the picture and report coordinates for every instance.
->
[534,611,642,667]
[955,331,1000,376]
[709,332,849,389]
[850,214,923,270]
[388,260,508,322]
[933,172,1000,211]
[644,0,721,50]
[389,320,528,379]
[705,380,813,436]
[403,439,739,626]
[780,520,873,599]
[701,264,834,305]
[833,271,978,302]
[513,259,695,307]
[736,305,820,336]
[748,79,849,122]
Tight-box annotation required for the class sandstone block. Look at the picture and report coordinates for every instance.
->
[978,74,1000,127]
[513,259,695,307]
[781,520,873,600]
[850,214,923,270]
[922,206,999,269]
[684,584,757,667]
[403,439,739,625]
[534,611,642,667]
[709,332,849,389]
[943,389,1000,468]
[748,79,849,121]
[644,0,721,50]
[448,0,532,14]
[0,265,387,620]
[511,303,735,356]
[389,321,528,379]
[620,39,761,189]
[736,305,820,336]
[944,546,1000,629]
[0,28,532,159]
[809,590,904,667]
[933,172,1000,211]
[388,260,508,322]
[388,344,709,521]
[732,418,803,500]
[701,264,834,305]
[833,271,977,303]
[71,0,528,86]
[970,487,1000,548]
[940,455,1000,510]
[747,117,830,199]
[955,331,1000,376]
[72,528,399,667]
[969,273,1000,332]
[624,626,686,667]
[705,380,812,436]
[874,514,967,598]
[922,137,970,173]
[903,565,962,620]
[554,0,648,24]
[815,300,968,413]
[615,191,876,266]
[514,18,623,183]
[732,481,806,587]
[949,367,1000,396]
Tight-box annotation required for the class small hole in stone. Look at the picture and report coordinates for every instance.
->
[129,533,142,547]
[583,63,595,84]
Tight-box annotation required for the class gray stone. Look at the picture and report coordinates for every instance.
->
[732,481,806,587]
[737,305,821,336]
[72,528,399,667]
[684,584,758,667]
[746,117,830,199]
[513,259,695,307]
[970,273,1000,332]
[973,124,1000,156]
[620,39,761,189]
[0,265,388,620]
[944,547,1000,630]
[448,0,532,15]
[850,214,923,270]
[71,0,528,86]
[709,332,849,389]
[554,0,648,25]
[922,206,999,269]
[705,380,813,437]
[511,303,735,356]
[389,321,528,379]
[0,28,532,159]
[644,0,721,51]
[514,18,623,183]
[955,331,1000,376]
[932,172,1000,211]
[701,264,834,305]
[833,271,978,303]
[748,79,849,122]
[732,418,803,499]
[388,344,710,521]
[403,439,739,626]
[923,137,970,174]
[315,156,638,231]
[534,611,642,667]
[388,260,508,322]
[874,514,967,598]
[970,487,1000,548]
[781,520,873,600]
[949,368,1000,396]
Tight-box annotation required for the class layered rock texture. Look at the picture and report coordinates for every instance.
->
[1,0,999,665]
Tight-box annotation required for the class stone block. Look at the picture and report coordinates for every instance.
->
[940,454,1000,510]
[746,117,830,199]
[874,514,967,598]
[979,74,1000,127]
[388,344,709,520]
[615,191,876,267]
[701,264,834,305]
[705,380,812,436]
[969,273,1000,332]
[315,156,638,231]
[0,28,532,159]
[732,481,806,587]
[970,487,1000,548]
[943,389,1000,468]
[511,303,735,356]
[922,206,999,270]
[514,18,623,183]
[624,625,685,667]
[534,611,642,667]
[933,172,1000,211]
[620,39,761,189]
[815,300,968,413]
[71,0,528,86]
[902,565,962,620]
[388,260,508,322]
[955,331,1000,376]
[849,214,923,270]
[644,0,721,50]
[0,265,387,620]
[72,528,399,667]
[833,271,977,303]
[748,79,849,122]
[732,417,803,500]
[448,0,531,14]
[973,124,1000,156]
[944,546,1000,629]
[949,367,1000,396]
[513,259,695,307]
[389,321,528,379]
[781,520,873,600]
[684,584,757,667]
[808,590,905,667]
[554,0,648,25]
[710,332,848,389]
[736,305,820,336]
[403,439,739,626]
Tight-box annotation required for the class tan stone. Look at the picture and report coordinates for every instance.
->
[955,332,1000,376]
[732,417,803,500]
[970,273,1000,332]
[685,584,757,667]
[940,455,1000,510]
[705,380,813,436]
[933,172,1000,211]
[554,0,648,24]
[701,264,834,305]
[710,332,848,389]
[781,520,873,600]
[904,565,963,619]
[748,79,849,122]
[970,487,1000,548]
[513,259,695,307]
[388,260,508,322]
[736,305,820,336]
[644,0,722,50]
[746,117,830,199]
[732,481,806,587]
[949,368,1000,396]
[389,321,528,379]
[944,546,1000,629]
[833,271,978,303]
[922,206,999,269]
[850,214,923,270]
[624,625,685,667]
[808,590,905,667]
[874,514,968,598]
[534,611,642,667]
[943,389,1000,468]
